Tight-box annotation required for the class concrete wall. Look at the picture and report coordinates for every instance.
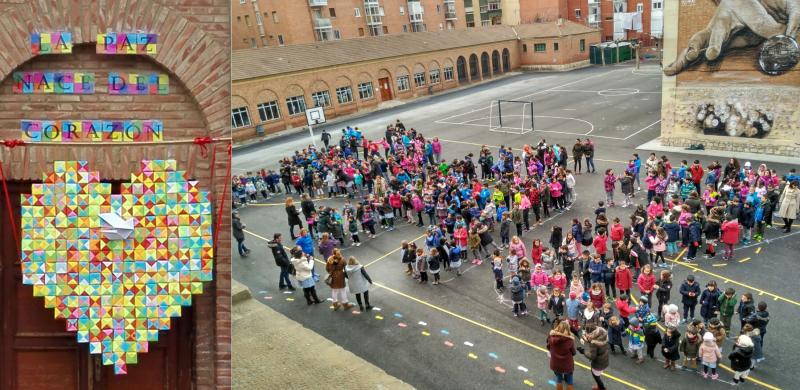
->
[660,0,800,157]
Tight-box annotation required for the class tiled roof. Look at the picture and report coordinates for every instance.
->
[232,26,517,81]
[232,21,597,81]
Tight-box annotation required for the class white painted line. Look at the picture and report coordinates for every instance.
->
[418,321,428,326]
[562,108,577,111]
[518,366,529,372]
[624,119,662,140]
[464,341,474,347]
[437,120,627,140]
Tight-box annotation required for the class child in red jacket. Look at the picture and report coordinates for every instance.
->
[615,262,633,297]
[593,228,609,261]
[720,216,741,261]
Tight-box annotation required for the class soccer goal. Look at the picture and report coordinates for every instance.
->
[489,100,535,135]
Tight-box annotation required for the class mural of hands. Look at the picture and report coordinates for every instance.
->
[664,0,800,75]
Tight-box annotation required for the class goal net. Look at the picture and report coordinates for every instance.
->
[489,100,534,135]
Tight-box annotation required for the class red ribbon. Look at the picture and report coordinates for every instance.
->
[2,139,26,148]
[193,136,214,158]
[0,162,20,256]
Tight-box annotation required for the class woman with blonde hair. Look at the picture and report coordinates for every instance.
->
[547,320,577,390]
[285,197,303,240]
[325,249,352,311]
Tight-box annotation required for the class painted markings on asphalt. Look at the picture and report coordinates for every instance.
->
[258,290,268,294]
[418,321,428,326]
[398,322,408,328]
[523,379,535,387]
[441,329,450,335]
[494,366,506,374]
[488,352,499,359]
[373,307,382,311]
[326,298,334,301]
[375,315,384,320]
[712,263,727,267]
[282,291,292,294]
[464,341,474,347]
[365,233,427,268]
[394,312,403,318]
[285,297,294,302]
[548,380,557,386]
[421,331,431,336]
[755,247,762,254]
[468,353,478,360]
[738,258,751,263]
[263,296,272,300]
[352,310,361,315]
[444,341,454,347]
[517,366,529,372]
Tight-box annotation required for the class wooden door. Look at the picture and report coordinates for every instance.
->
[0,180,193,389]
[378,77,393,101]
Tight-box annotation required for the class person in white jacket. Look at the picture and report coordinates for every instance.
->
[565,171,577,205]
[290,247,322,305]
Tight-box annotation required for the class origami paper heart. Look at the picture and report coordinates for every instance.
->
[20,160,213,374]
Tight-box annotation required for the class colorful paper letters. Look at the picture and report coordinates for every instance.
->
[31,32,73,54]
[97,33,157,55]
[21,120,164,142]
[12,72,95,94]
[108,73,169,95]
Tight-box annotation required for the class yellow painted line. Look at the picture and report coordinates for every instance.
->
[437,138,628,164]
[374,282,646,390]
[365,233,427,268]
[523,379,534,387]
[712,263,727,267]
[667,252,800,308]
[421,331,431,336]
[755,247,762,254]
[718,364,781,390]
[738,258,751,263]
[244,229,328,265]
[468,352,478,360]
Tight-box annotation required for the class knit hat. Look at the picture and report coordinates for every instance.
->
[569,292,577,299]
[737,335,754,348]
[512,276,520,285]
[703,332,715,342]
[639,296,648,303]
[629,318,640,327]
[687,275,695,282]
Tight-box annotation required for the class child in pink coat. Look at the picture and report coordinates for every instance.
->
[531,264,550,290]
[536,286,551,325]
[699,332,722,379]
[550,269,567,292]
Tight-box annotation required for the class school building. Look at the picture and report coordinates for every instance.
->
[231,20,600,142]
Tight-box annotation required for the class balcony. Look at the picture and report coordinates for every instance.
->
[313,17,332,29]
[445,11,457,20]
[409,13,424,23]
[309,0,328,7]
[364,0,380,6]
[588,0,599,4]
[588,14,598,24]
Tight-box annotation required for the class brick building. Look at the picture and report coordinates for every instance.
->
[233,0,468,49]
[231,22,599,142]
[0,2,231,389]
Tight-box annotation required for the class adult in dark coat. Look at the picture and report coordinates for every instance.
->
[300,194,316,219]
[661,326,681,369]
[232,211,250,257]
[578,325,609,389]
[547,321,577,389]
[268,233,295,290]
[285,198,303,240]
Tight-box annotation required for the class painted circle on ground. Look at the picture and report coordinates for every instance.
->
[598,88,639,96]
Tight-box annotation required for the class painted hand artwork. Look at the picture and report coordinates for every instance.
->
[664,0,800,76]
[20,160,213,374]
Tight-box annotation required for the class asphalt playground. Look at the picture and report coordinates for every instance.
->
[233,63,798,389]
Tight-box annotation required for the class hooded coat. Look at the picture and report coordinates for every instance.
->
[547,329,577,374]
[325,257,347,289]
[268,240,290,267]
[662,329,681,361]
[344,264,372,294]
[729,344,754,372]
[582,327,610,370]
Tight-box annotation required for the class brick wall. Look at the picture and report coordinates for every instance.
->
[0,1,230,388]
[520,31,600,66]
[232,41,520,142]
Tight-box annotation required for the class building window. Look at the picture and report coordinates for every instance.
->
[239,0,245,4]
[257,101,280,122]
[523,44,527,52]
[329,8,336,17]
[554,42,559,51]
[403,25,408,32]
[437,4,441,13]
[250,38,256,48]
[359,27,365,36]
[255,12,263,26]
[261,36,269,46]
[334,30,341,39]
[237,16,241,22]
[396,76,410,92]
[336,86,353,104]
[231,107,251,128]
[443,67,454,81]
[272,11,279,23]
[286,96,306,116]
[244,15,250,26]
[400,5,405,15]
[311,90,331,108]
[414,72,426,88]
[580,39,586,52]
[575,9,581,18]
[653,1,662,9]
[278,35,285,46]
[355,7,361,17]
[534,43,546,52]
[439,23,444,30]
[429,69,440,84]
[382,26,388,34]
[358,82,374,100]
[636,3,643,12]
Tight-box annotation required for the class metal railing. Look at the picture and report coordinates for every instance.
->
[309,0,328,7]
